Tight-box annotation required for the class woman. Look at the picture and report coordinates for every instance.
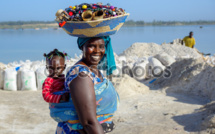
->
[51,36,119,134]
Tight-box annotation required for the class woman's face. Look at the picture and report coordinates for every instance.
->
[82,38,105,66]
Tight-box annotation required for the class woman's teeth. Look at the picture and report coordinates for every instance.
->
[91,56,100,60]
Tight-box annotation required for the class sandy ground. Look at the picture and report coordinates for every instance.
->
[0,87,210,134]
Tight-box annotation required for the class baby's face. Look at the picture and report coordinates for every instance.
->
[46,56,65,78]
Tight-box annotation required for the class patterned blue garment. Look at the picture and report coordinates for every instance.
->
[50,64,120,134]
[56,122,80,134]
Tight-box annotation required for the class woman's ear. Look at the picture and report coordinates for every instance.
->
[80,45,84,51]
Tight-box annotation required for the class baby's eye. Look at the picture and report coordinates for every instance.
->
[57,67,61,70]
[48,67,54,70]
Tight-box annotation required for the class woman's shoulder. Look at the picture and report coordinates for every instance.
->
[66,64,87,77]
[65,63,105,86]
[67,64,89,75]
[65,64,90,81]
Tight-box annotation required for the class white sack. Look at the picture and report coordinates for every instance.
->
[36,66,46,90]
[133,58,149,80]
[21,70,37,91]
[148,57,166,77]
[4,68,17,91]
[154,53,176,66]
[118,56,127,63]
[112,63,122,77]
[31,61,42,71]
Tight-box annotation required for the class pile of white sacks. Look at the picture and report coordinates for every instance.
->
[0,41,213,91]
[113,52,175,80]
[0,58,79,91]
[0,54,174,91]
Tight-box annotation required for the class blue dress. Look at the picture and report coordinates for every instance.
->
[52,64,119,134]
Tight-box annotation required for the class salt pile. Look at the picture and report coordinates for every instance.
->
[204,54,215,65]
[120,43,202,59]
[117,42,215,100]
[115,42,215,133]
[199,101,215,133]
[113,74,149,98]
[150,58,215,100]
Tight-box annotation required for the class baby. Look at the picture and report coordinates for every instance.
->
[42,49,69,103]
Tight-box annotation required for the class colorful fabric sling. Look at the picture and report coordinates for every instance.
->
[49,64,120,131]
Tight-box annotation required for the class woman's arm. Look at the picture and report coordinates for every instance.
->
[69,72,105,134]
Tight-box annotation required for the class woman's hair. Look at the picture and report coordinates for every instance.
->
[44,49,67,60]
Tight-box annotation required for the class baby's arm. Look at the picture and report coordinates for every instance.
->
[42,78,62,103]
[60,92,70,102]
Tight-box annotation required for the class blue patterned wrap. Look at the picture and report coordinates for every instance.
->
[49,65,120,130]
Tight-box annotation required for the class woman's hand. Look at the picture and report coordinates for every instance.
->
[69,72,105,134]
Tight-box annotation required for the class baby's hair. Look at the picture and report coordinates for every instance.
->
[44,49,68,60]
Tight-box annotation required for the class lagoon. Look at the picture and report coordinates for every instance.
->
[0,25,215,64]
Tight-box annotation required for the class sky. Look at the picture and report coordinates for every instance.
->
[0,0,215,22]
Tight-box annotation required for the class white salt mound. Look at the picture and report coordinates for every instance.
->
[120,42,163,58]
[199,101,215,133]
[112,74,149,98]
[161,43,201,59]
[120,43,201,59]
[151,58,215,100]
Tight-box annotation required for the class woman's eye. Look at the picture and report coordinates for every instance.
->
[100,45,105,49]
[57,67,61,70]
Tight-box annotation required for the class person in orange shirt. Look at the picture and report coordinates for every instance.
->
[182,31,196,48]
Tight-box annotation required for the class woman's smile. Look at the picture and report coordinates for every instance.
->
[91,55,102,61]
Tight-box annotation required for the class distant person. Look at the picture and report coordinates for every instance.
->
[42,49,69,103]
[182,31,196,48]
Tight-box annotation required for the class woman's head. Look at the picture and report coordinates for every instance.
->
[44,49,67,78]
[77,36,116,75]
[80,37,105,66]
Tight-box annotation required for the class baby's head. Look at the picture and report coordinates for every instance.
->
[44,49,67,78]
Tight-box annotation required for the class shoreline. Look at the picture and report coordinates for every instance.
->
[1,23,215,30]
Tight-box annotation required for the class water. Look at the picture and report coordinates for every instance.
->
[0,25,215,64]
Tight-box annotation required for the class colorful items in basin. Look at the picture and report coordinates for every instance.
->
[55,2,127,27]
[55,2,129,37]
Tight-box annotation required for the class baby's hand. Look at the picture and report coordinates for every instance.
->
[60,93,70,102]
